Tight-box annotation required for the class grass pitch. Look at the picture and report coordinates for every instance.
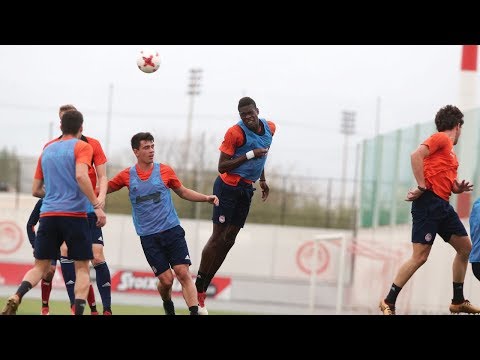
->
[0,296,246,315]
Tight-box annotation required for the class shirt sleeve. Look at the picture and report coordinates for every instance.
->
[33,155,43,180]
[74,141,94,167]
[267,120,276,136]
[422,132,449,155]
[108,168,130,191]
[161,164,182,189]
[88,137,108,166]
[219,125,243,156]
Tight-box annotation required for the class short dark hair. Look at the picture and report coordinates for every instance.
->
[435,105,464,132]
[238,97,256,110]
[60,110,83,135]
[131,132,154,150]
[59,104,77,113]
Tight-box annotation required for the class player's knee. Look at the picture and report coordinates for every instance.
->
[91,255,105,266]
[44,268,56,282]
[158,271,174,288]
[174,266,190,280]
[415,253,429,265]
[91,249,106,265]
[158,277,173,289]
[460,241,472,258]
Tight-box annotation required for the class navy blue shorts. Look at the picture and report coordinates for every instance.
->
[411,191,467,244]
[212,176,255,228]
[31,243,60,264]
[87,212,104,245]
[140,225,191,276]
[34,216,93,261]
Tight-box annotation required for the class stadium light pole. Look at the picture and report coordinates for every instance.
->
[185,68,202,170]
[340,111,356,207]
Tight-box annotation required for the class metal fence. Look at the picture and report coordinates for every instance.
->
[0,155,358,230]
[360,107,480,227]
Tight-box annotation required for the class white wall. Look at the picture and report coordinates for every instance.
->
[3,193,478,314]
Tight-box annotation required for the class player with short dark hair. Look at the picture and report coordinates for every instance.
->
[2,110,107,315]
[194,96,276,314]
[379,105,480,315]
[107,132,219,315]
[36,104,113,315]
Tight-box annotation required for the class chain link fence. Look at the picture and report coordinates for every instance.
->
[0,154,357,230]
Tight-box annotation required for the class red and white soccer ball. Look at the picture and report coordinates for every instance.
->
[137,48,161,73]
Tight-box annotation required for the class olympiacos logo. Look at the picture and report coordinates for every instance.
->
[0,221,23,254]
[296,240,330,275]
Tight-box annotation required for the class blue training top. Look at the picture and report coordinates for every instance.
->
[40,138,89,215]
[128,163,180,237]
[469,198,480,263]
[230,118,273,182]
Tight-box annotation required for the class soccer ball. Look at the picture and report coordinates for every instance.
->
[137,49,161,73]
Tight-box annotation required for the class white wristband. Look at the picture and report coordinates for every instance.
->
[246,150,255,160]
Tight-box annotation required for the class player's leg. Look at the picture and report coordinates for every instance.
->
[157,269,175,315]
[59,242,76,311]
[89,213,112,315]
[166,225,198,315]
[208,224,242,284]
[448,235,480,313]
[196,178,253,311]
[2,259,52,315]
[380,242,432,314]
[87,283,98,315]
[73,260,91,315]
[3,217,61,315]
[64,217,93,315]
[140,232,172,315]
[196,224,229,293]
[438,205,480,314]
[172,264,198,315]
[195,176,237,296]
[40,261,57,315]
[380,192,438,315]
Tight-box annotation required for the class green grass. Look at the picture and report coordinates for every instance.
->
[0,296,244,315]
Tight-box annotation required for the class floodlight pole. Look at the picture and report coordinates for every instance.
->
[340,111,356,206]
[185,68,202,169]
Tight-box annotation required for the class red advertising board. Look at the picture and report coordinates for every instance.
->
[0,262,231,299]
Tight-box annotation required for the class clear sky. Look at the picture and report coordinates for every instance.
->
[0,45,468,180]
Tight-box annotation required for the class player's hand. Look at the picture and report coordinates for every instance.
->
[253,148,269,158]
[94,208,107,227]
[453,179,474,193]
[206,195,219,206]
[96,194,106,210]
[405,187,425,201]
[260,180,269,201]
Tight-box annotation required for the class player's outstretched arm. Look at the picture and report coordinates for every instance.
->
[172,185,219,206]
